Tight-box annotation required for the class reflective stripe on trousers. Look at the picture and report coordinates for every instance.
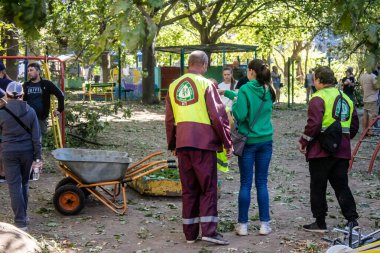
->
[183,216,218,225]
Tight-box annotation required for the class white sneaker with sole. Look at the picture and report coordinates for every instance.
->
[235,223,248,236]
[259,221,272,235]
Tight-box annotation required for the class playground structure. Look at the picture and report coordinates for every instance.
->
[349,115,380,173]
[44,43,264,102]
[52,149,177,215]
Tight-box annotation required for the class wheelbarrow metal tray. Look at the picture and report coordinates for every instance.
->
[52,148,132,184]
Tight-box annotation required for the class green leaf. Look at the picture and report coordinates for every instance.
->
[367,24,379,45]
[337,10,352,31]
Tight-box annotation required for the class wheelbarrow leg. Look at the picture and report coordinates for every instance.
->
[85,184,128,215]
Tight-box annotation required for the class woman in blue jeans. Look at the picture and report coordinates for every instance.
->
[225,59,276,236]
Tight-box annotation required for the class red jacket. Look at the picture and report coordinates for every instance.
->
[299,96,359,160]
[165,77,231,152]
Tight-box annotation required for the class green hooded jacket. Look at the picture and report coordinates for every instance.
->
[225,79,273,144]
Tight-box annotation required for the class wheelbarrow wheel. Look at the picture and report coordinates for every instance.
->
[54,184,85,215]
[55,177,91,198]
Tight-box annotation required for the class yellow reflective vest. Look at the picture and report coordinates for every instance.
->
[217,148,229,172]
[168,73,211,125]
[313,88,353,134]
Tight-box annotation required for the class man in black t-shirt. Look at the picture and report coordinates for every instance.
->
[23,62,64,136]
[342,67,355,102]
[232,60,246,81]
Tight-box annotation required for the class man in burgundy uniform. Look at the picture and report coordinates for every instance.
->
[165,50,232,245]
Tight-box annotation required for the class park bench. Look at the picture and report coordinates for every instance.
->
[83,82,115,102]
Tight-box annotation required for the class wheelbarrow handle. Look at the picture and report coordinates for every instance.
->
[167,159,176,164]
[168,164,177,169]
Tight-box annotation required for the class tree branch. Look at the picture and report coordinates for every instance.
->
[159,0,179,25]
[159,0,223,27]
[136,5,155,25]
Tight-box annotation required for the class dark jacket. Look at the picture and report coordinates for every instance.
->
[23,79,64,120]
[0,77,12,98]
[0,99,41,160]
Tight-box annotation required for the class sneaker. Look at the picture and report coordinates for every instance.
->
[186,239,196,244]
[0,176,6,183]
[29,173,39,181]
[235,223,248,236]
[259,221,272,235]
[345,220,359,230]
[303,221,328,233]
[201,233,229,245]
[19,226,28,232]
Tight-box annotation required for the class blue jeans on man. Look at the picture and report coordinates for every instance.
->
[3,151,33,228]
[237,141,272,223]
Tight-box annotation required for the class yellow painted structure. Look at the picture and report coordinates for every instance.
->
[128,177,222,197]
[128,177,182,197]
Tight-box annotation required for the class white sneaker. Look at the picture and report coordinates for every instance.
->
[259,222,272,235]
[235,223,248,236]
[18,226,28,232]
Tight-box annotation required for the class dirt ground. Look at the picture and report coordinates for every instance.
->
[0,101,379,253]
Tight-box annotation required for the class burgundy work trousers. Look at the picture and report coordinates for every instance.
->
[177,148,218,241]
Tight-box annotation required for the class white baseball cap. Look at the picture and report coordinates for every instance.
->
[6,81,24,98]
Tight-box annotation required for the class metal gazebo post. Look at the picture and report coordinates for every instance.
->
[180,48,185,75]
[118,46,122,100]
[292,58,295,105]
[222,48,226,65]
[287,57,291,108]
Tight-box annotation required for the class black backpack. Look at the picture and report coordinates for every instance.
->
[318,91,343,153]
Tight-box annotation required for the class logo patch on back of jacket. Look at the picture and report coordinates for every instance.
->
[174,77,199,106]
[334,98,350,121]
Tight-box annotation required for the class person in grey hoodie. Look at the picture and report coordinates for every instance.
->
[0,81,42,230]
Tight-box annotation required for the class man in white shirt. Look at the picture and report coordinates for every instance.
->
[359,70,378,134]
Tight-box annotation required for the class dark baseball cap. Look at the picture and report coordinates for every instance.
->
[0,62,5,71]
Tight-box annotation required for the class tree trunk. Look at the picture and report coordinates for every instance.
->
[101,51,110,82]
[142,40,157,104]
[5,29,19,80]
[141,20,158,105]
[200,36,213,66]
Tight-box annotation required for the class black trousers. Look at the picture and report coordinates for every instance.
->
[309,157,358,221]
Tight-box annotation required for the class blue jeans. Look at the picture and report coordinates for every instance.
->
[3,151,33,227]
[238,141,272,223]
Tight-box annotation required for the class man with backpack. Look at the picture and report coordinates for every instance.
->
[298,66,359,232]
[0,82,42,230]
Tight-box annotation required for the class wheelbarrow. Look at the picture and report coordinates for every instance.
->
[52,148,176,215]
